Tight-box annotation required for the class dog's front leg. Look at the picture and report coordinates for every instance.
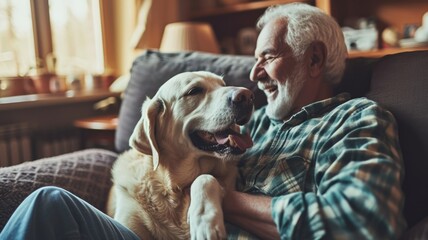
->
[188,174,226,240]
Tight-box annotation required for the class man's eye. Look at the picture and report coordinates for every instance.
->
[258,56,275,66]
[266,55,276,61]
[185,87,204,96]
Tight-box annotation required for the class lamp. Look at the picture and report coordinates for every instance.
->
[160,22,220,53]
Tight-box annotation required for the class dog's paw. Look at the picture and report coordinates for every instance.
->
[188,175,226,240]
[188,209,226,240]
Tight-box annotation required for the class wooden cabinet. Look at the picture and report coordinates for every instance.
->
[183,0,428,58]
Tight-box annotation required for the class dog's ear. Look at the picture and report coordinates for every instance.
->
[129,97,165,170]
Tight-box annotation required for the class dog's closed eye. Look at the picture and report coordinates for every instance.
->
[185,87,204,96]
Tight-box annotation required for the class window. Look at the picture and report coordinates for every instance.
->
[0,0,36,77]
[49,0,104,75]
[0,0,104,77]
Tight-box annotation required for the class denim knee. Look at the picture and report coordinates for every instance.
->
[33,186,66,195]
[30,186,71,208]
[33,186,68,196]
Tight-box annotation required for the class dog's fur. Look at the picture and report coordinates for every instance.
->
[107,71,254,239]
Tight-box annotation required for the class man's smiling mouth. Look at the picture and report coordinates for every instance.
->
[260,84,278,98]
[265,86,277,93]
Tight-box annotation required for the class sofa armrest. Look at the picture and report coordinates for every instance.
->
[0,149,117,231]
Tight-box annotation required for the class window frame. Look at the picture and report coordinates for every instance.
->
[29,0,112,77]
[30,0,52,65]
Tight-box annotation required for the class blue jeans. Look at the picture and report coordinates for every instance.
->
[0,186,140,240]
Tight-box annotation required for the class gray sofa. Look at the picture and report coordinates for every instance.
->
[1,50,427,239]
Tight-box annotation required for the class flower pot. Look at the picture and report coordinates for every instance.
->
[0,76,36,97]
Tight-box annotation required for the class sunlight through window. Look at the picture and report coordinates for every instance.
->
[49,0,104,75]
[0,0,36,77]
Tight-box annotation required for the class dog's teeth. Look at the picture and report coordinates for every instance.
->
[228,135,237,147]
[231,124,240,132]
[198,131,216,143]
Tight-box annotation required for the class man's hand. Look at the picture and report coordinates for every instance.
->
[223,190,280,240]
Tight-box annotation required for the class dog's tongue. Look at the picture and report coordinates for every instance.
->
[215,131,253,151]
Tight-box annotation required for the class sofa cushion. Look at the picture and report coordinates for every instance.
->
[115,50,265,152]
[0,149,117,231]
[365,50,428,228]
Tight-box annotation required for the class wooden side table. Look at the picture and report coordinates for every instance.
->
[74,115,118,151]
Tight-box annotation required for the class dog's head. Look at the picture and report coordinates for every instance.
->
[129,71,254,170]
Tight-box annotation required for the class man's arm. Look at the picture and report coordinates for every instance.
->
[223,190,280,239]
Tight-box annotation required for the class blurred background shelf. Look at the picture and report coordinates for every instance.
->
[183,0,428,58]
[348,46,428,58]
[186,0,309,19]
[317,0,428,58]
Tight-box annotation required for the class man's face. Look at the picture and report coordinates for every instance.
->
[250,19,308,120]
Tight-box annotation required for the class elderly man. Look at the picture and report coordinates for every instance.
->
[223,3,406,240]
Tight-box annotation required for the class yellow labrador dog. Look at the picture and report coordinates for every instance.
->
[107,71,254,239]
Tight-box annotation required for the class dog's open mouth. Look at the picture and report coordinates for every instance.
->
[190,124,253,154]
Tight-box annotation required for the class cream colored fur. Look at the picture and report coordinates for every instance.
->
[107,71,252,239]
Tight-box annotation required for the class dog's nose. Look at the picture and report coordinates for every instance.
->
[231,88,254,106]
[230,88,254,125]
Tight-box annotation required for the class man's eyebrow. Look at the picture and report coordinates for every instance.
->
[256,48,275,58]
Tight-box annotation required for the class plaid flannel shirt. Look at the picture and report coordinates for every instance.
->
[227,93,406,239]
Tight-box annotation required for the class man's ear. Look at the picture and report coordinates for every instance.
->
[307,41,326,78]
[129,97,165,170]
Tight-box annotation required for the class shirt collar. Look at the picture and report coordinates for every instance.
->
[280,92,351,126]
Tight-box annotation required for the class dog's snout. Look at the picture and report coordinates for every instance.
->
[231,88,254,106]
[229,88,254,125]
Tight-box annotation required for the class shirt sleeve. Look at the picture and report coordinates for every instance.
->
[271,102,406,239]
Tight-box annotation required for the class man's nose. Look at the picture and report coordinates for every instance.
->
[249,63,267,82]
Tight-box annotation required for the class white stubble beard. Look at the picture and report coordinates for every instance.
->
[264,67,308,120]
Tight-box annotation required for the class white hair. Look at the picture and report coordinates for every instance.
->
[257,3,348,85]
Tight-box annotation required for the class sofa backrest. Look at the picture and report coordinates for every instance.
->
[365,51,428,228]
[116,50,428,229]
